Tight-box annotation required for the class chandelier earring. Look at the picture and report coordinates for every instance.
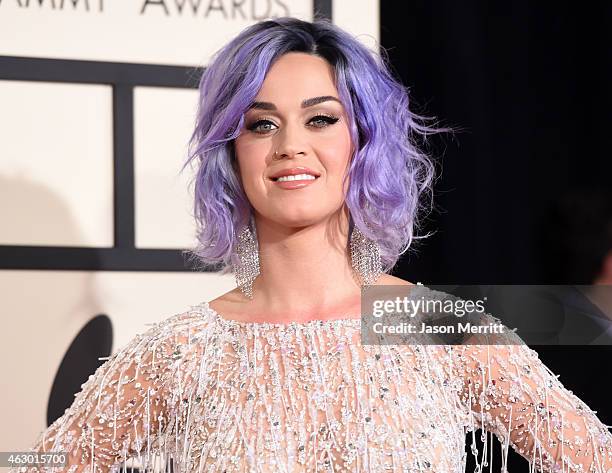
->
[232,223,260,300]
[349,225,383,286]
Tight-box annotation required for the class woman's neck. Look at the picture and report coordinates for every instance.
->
[249,209,363,320]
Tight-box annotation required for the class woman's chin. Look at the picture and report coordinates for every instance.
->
[270,214,328,229]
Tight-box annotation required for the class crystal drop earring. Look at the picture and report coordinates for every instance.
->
[232,221,382,299]
[350,225,383,286]
[232,223,260,300]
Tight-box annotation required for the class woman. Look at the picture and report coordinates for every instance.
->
[12,17,611,473]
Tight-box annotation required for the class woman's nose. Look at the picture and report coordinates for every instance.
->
[274,123,308,159]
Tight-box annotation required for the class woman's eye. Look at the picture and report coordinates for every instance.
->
[309,114,340,128]
[246,115,340,134]
[247,119,277,134]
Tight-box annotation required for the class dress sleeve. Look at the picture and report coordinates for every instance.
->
[10,311,202,473]
[443,313,612,473]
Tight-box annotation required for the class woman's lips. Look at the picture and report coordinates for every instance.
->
[272,176,319,190]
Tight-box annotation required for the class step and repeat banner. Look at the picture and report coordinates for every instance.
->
[0,0,380,452]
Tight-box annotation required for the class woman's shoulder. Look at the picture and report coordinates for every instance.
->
[153,301,212,327]
[207,287,254,322]
[119,302,215,354]
[375,274,414,286]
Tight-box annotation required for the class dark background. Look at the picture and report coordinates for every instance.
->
[381,2,611,470]
[381,1,611,285]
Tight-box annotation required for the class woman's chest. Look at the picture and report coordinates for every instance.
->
[172,330,471,472]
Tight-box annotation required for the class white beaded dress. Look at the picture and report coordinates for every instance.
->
[11,288,612,473]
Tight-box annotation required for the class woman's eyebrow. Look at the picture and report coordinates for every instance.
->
[249,96,342,111]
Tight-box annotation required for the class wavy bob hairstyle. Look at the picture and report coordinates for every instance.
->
[182,16,442,274]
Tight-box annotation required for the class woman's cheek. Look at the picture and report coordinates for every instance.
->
[243,177,262,206]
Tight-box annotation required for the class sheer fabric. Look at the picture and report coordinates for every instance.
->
[10,297,612,472]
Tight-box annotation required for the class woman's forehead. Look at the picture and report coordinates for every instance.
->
[258,53,337,94]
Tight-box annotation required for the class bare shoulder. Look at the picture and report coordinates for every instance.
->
[208,287,241,311]
[207,287,255,321]
[376,274,414,286]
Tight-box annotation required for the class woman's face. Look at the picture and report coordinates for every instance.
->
[234,52,353,229]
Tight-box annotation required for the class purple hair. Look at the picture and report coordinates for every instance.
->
[182,17,445,274]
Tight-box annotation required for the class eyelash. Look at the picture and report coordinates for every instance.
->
[246,114,340,134]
